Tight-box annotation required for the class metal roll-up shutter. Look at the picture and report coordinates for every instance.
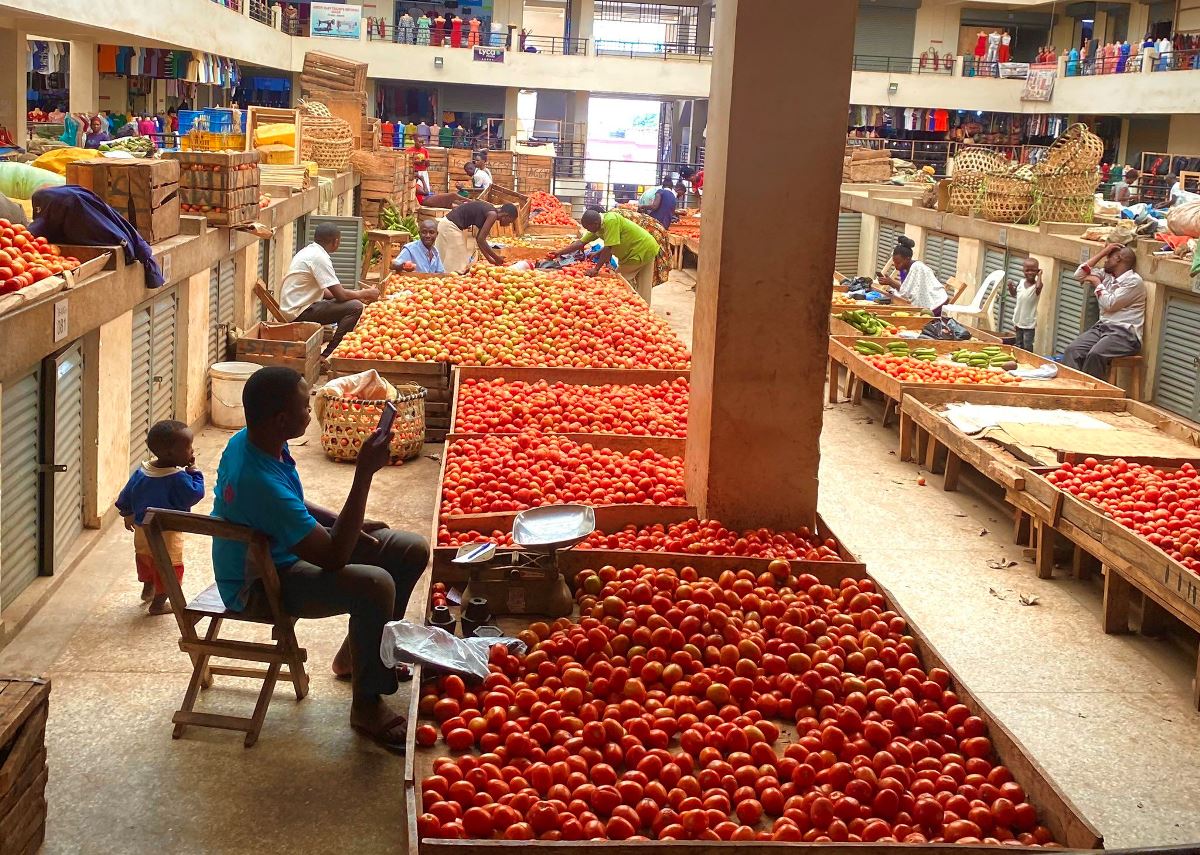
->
[209,260,236,368]
[836,213,862,276]
[1053,267,1086,357]
[924,232,959,284]
[875,220,903,272]
[1153,295,1200,419]
[130,292,179,467]
[1,368,42,607]
[49,342,85,572]
[130,305,153,468]
[304,216,363,285]
[853,3,918,60]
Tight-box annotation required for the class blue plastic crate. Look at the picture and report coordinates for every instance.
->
[202,108,247,133]
[177,110,203,134]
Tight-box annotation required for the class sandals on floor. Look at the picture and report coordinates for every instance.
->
[351,714,407,753]
[333,663,412,682]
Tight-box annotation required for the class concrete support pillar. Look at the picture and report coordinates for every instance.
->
[1028,253,1059,355]
[568,0,594,50]
[0,28,28,147]
[668,100,686,165]
[178,271,212,427]
[858,212,880,276]
[564,90,588,160]
[90,314,133,526]
[69,40,99,114]
[685,0,855,530]
[697,0,714,47]
[688,100,707,165]
[231,244,256,331]
[504,86,520,141]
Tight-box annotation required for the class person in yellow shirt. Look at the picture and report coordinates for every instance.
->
[550,209,661,305]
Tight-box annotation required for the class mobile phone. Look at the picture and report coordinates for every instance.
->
[378,401,398,433]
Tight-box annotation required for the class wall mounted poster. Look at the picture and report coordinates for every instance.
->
[310,2,362,39]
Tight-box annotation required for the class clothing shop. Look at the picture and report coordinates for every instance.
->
[378,3,507,48]
[97,45,242,115]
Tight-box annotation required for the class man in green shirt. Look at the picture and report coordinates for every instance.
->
[551,209,661,305]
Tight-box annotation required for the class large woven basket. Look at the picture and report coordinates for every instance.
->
[321,385,427,464]
[980,172,1035,224]
[301,116,354,170]
[1031,124,1103,224]
[948,148,1009,215]
[1035,123,1105,177]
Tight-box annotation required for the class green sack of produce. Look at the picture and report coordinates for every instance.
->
[0,161,65,201]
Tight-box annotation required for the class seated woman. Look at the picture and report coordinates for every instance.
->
[876,239,948,311]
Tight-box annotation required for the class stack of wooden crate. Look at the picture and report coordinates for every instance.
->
[0,677,50,855]
[486,151,516,190]
[361,117,380,152]
[351,149,414,227]
[447,149,473,191]
[65,160,181,243]
[426,147,451,192]
[165,150,262,227]
[300,52,369,149]
[516,154,554,194]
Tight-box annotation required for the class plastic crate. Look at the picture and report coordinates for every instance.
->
[177,110,203,134]
[203,108,247,133]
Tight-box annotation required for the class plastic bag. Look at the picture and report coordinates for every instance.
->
[379,620,526,680]
[920,317,971,341]
[0,162,65,200]
[1167,201,1200,238]
[314,369,397,428]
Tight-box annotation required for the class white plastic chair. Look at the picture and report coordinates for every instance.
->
[941,270,1005,330]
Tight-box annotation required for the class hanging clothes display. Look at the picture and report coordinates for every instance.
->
[998,32,1011,63]
[985,31,1001,63]
[398,12,414,44]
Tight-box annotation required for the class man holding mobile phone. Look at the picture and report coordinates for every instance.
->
[211,367,428,752]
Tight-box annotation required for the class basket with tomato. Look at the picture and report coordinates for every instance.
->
[0,219,80,295]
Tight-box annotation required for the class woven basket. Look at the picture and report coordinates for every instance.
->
[1035,123,1105,177]
[1031,169,1101,224]
[948,149,1009,215]
[980,173,1035,224]
[301,116,354,169]
[321,385,427,464]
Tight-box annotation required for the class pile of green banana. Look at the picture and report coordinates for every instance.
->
[853,340,938,361]
[951,346,1014,369]
[839,309,891,336]
[98,136,156,155]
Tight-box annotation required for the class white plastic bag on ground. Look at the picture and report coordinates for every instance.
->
[315,369,396,428]
[379,620,526,680]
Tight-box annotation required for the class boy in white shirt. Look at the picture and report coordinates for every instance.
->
[1008,258,1043,352]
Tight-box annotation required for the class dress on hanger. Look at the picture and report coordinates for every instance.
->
[999,32,1011,63]
[416,14,431,45]
[1117,41,1130,73]
[431,15,444,46]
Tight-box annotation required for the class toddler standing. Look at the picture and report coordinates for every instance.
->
[116,420,205,615]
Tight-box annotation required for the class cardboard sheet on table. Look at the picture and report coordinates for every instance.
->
[987,422,1200,460]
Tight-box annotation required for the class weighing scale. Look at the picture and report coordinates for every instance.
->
[452,504,595,617]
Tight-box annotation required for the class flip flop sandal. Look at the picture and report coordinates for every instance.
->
[352,714,407,754]
[333,663,412,682]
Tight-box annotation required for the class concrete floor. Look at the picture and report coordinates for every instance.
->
[2,268,1200,852]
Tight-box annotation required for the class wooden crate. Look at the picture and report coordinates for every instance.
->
[402,552,1103,853]
[829,312,1001,342]
[481,185,530,236]
[515,153,553,194]
[828,336,1124,422]
[201,202,260,228]
[235,321,323,386]
[0,677,50,855]
[425,147,451,192]
[180,186,260,209]
[301,51,367,98]
[65,159,180,243]
[165,150,260,190]
[484,150,515,190]
[246,107,301,166]
[447,149,473,189]
[899,390,1200,495]
[524,222,581,237]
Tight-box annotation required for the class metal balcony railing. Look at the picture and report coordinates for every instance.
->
[852,54,953,74]
[593,39,712,61]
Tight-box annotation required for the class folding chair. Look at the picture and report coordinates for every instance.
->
[142,509,309,747]
[253,278,289,323]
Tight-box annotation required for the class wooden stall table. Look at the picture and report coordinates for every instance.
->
[0,676,50,855]
[830,311,1001,342]
[360,229,412,283]
[827,335,1123,427]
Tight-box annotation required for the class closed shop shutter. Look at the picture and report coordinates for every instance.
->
[1053,266,1086,357]
[875,220,903,273]
[1,368,41,607]
[130,292,179,467]
[304,216,363,285]
[49,342,85,571]
[208,259,237,368]
[836,213,861,275]
[1153,295,1200,419]
[854,3,918,61]
[923,232,959,284]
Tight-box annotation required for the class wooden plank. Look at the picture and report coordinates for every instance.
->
[1102,565,1133,633]
[0,681,48,751]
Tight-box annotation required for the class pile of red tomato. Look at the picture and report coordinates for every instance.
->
[1047,457,1200,574]
[0,219,81,294]
[455,377,689,437]
[530,191,577,227]
[335,264,690,369]
[576,518,843,561]
[441,434,688,517]
[865,355,1020,386]
[417,563,1056,845]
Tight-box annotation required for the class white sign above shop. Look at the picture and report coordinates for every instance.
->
[310,2,362,39]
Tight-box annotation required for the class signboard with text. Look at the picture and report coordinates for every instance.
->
[310,2,362,40]
[473,46,505,63]
[1021,68,1056,102]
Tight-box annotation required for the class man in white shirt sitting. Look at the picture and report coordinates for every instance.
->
[279,223,379,358]
[1062,243,1145,379]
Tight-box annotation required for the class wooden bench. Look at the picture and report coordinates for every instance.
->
[1107,355,1145,401]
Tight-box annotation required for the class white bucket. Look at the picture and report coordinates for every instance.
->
[209,362,263,430]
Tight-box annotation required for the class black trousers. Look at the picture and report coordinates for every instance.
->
[257,529,429,700]
[296,298,364,357]
[1061,322,1140,380]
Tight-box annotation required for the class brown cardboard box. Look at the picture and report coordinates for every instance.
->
[65,159,181,243]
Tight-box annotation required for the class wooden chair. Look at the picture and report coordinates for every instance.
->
[1108,355,1146,400]
[142,509,309,747]
[253,277,288,323]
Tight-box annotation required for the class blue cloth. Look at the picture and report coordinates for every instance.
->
[393,241,445,273]
[29,185,165,288]
[115,465,205,524]
[211,430,317,610]
[649,188,677,230]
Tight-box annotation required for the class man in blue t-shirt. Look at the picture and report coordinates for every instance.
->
[212,367,428,751]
